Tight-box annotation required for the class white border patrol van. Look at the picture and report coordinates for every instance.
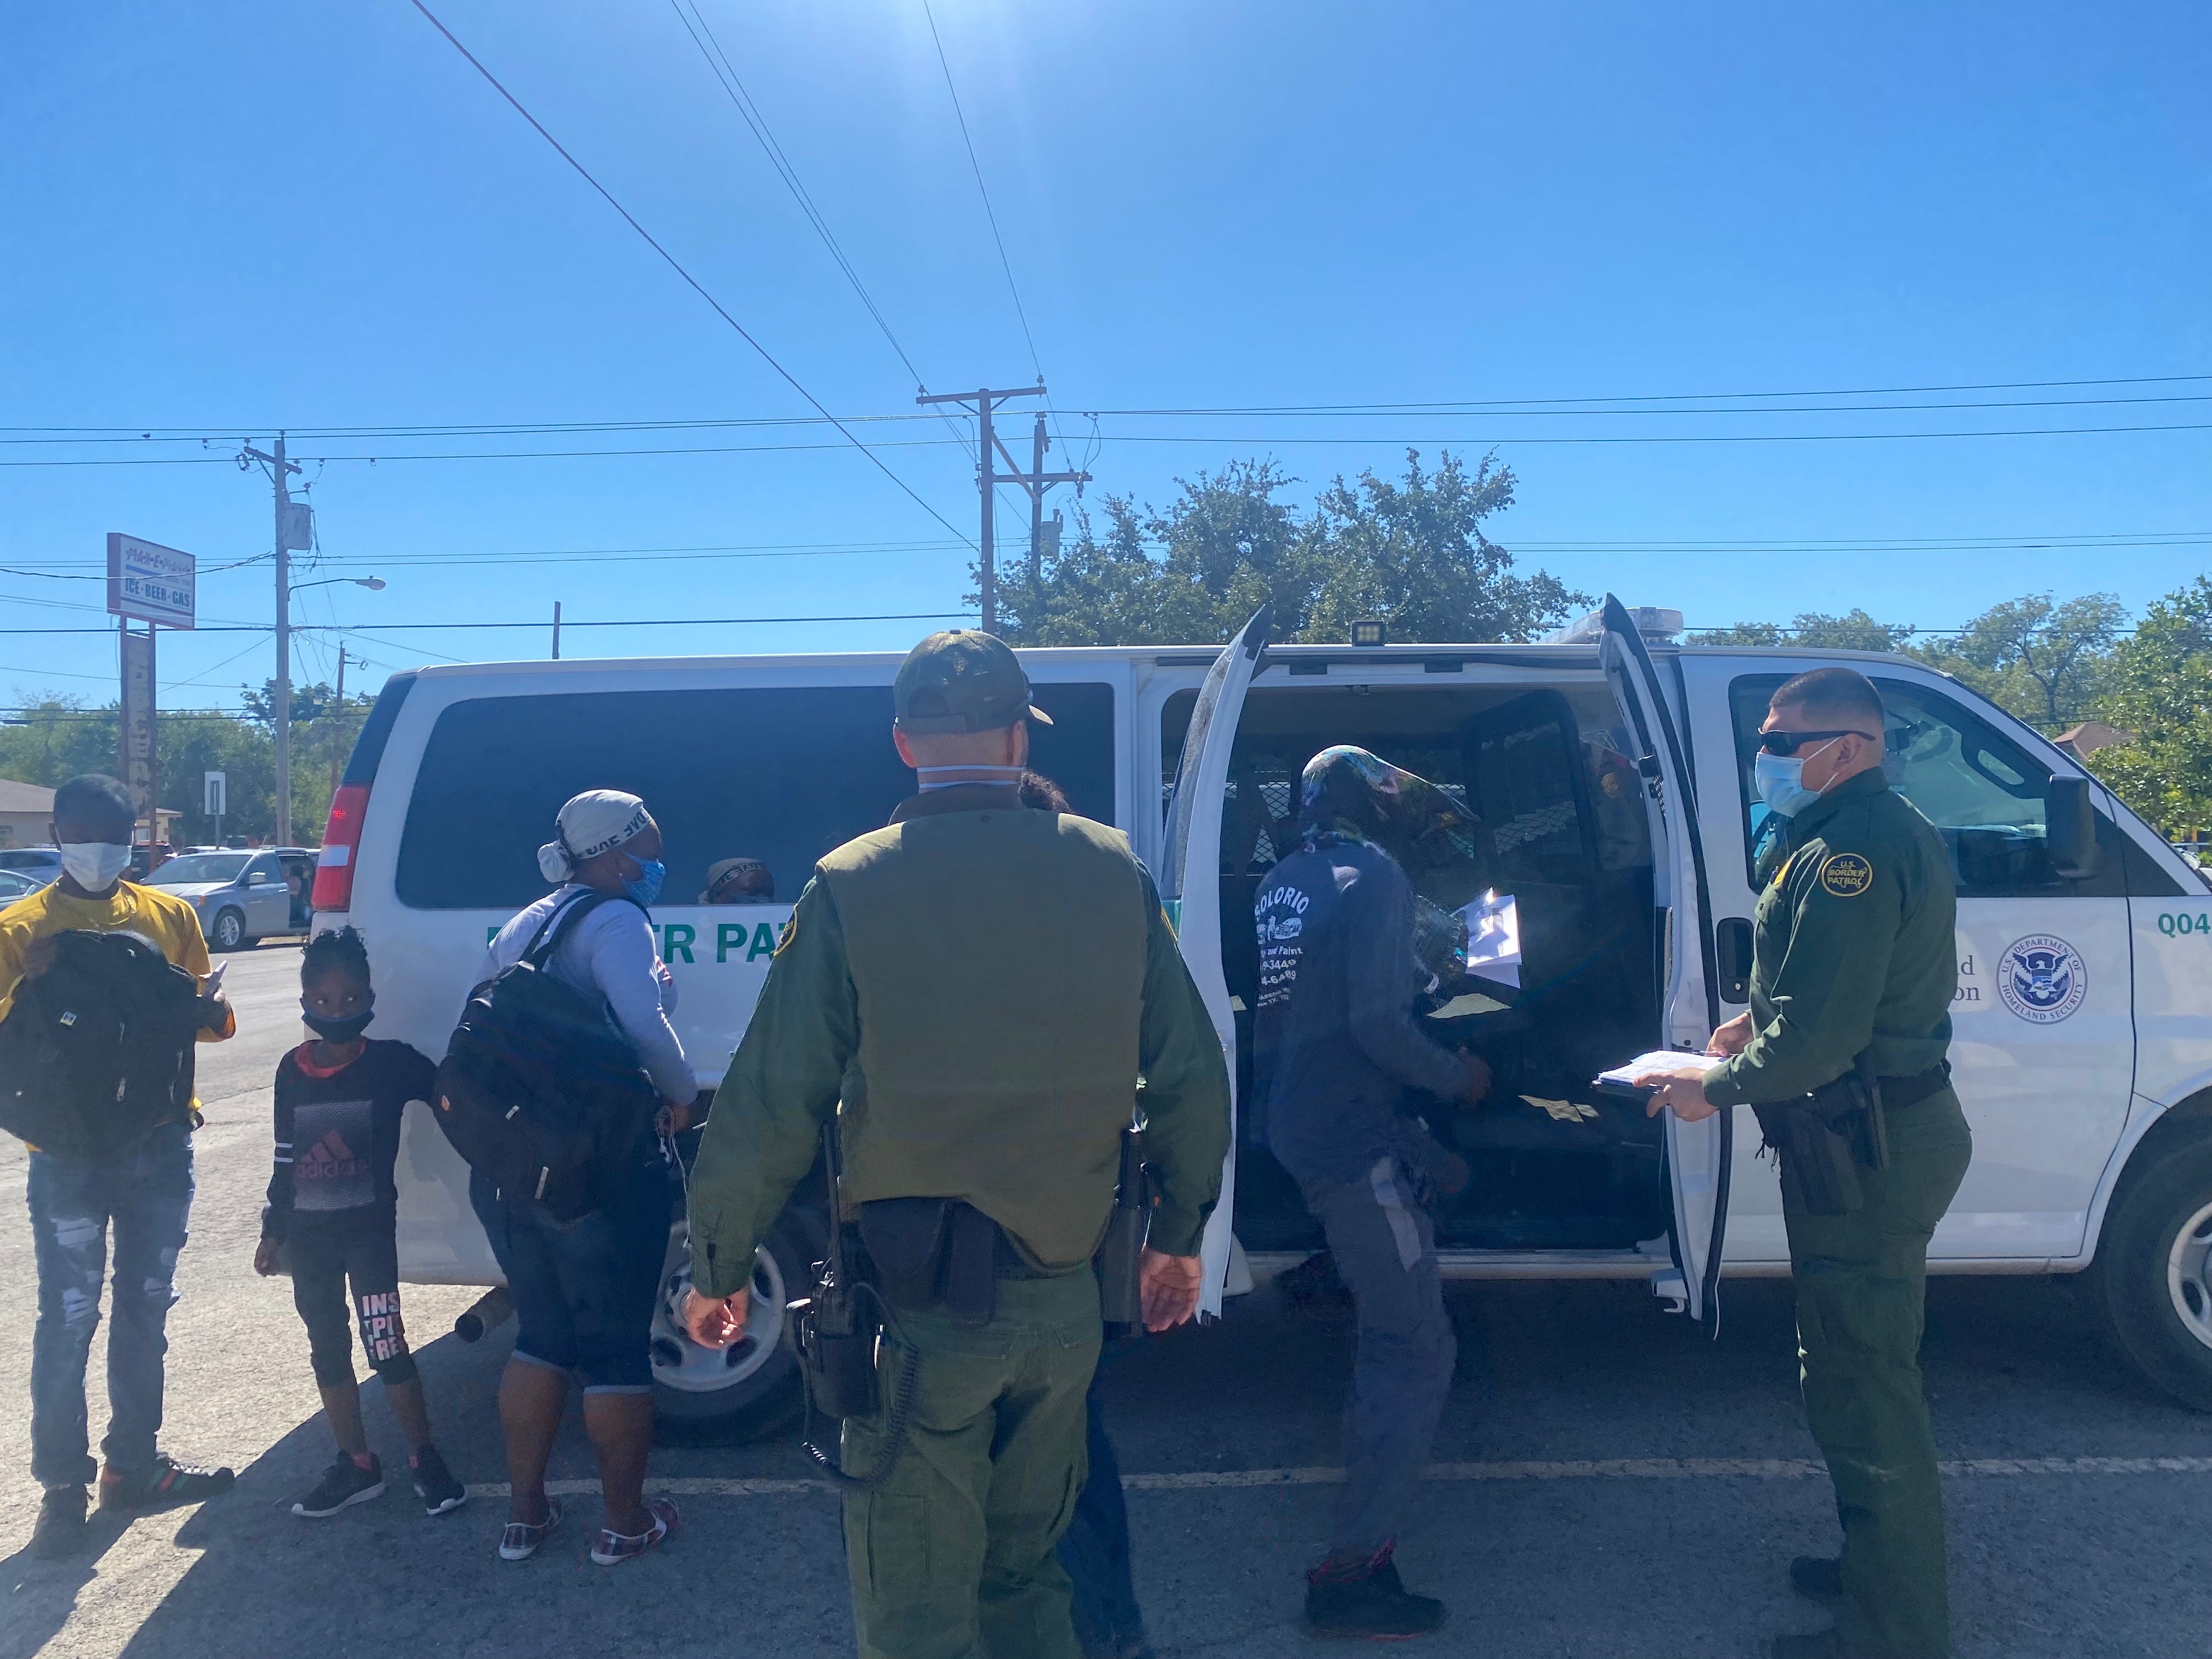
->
[311,597,2212,1432]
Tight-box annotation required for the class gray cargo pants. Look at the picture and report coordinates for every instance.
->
[1303,1152,1457,1558]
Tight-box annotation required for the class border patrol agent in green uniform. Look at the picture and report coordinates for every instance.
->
[1647,667,1973,1659]
[681,630,1232,1659]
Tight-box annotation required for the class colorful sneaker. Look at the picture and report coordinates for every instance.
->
[99,1454,236,1515]
[590,1496,678,1566]
[291,1454,385,1519]
[31,1485,89,1558]
[498,1497,565,1562]
[410,1445,467,1517]
[1304,1541,1447,1640]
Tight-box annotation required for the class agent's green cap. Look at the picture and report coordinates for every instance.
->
[893,629,1053,735]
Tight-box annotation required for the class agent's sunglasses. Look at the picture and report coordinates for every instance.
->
[1757,727,1878,757]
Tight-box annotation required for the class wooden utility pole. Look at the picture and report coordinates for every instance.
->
[915,382,1087,634]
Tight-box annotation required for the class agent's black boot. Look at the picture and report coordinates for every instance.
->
[1790,1556,1843,1602]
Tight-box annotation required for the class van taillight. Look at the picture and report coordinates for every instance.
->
[312,783,371,911]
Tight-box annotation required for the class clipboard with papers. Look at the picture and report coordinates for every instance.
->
[1589,1049,1723,1103]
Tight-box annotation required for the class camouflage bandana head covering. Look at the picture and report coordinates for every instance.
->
[1297,747,1489,990]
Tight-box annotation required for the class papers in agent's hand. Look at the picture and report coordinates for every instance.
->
[1427,991,1511,1020]
[1459,890,1521,989]
[1596,1050,1725,1088]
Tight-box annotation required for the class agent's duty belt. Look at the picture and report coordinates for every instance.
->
[1877,1059,1952,1111]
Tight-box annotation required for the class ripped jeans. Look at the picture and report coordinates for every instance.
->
[26,1120,195,1488]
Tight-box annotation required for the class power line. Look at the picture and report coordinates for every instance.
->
[403,0,974,548]
[666,0,921,386]
[7,419,2209,471]
[9,374,2207,441]
[918,0,1042,380]
[1,610,973,637]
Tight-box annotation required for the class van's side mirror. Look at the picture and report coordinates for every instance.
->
[2046,776,2100,881]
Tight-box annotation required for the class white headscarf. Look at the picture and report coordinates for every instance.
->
[538,789,650,883]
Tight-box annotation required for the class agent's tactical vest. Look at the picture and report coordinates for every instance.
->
[816,799,1152,1271]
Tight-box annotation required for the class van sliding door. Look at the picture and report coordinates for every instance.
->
[1599,595,1730,1328]
[1160,605,1273,1317]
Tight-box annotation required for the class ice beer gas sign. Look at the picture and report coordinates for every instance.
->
[106,533,196,629]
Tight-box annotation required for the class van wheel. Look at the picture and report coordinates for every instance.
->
[650,1204,826,1444]
[209,909,247,952]
[2093,1137,2212,1413]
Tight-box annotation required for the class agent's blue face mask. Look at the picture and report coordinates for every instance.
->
[1753,736,1844,820]
[623,859,667,908]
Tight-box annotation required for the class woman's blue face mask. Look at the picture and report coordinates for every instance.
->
[622,858,667,908]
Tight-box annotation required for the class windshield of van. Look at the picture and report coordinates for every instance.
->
[147,852,251,886]
[393,681,1116,910]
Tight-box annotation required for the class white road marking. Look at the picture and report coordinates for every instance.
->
[462,1453,2212,1500]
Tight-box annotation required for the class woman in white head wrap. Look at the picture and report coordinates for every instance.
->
[471,788,689,1565]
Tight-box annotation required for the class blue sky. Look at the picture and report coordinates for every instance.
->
[3,0,2207,711]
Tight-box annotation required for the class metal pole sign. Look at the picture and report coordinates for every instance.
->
[106,533,196,629]
[120,627,156,828]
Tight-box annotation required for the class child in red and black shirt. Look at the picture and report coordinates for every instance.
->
[255,927,466,1519]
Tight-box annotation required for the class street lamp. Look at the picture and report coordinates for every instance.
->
[274,574,385,845]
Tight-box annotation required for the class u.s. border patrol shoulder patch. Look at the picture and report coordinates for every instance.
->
[1818,852,1875,898]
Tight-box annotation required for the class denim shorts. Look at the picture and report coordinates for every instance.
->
[469,1145,672,1393]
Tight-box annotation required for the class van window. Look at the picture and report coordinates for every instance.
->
[395,681,1116,911]
[1726,675,2125,898]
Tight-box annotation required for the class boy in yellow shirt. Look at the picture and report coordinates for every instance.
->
[0,775,237,1558]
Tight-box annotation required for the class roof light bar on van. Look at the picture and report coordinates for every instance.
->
[311,783,369,911]
[1544,606,1684,646]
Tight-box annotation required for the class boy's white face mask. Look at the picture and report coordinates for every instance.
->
[58,842,132,890]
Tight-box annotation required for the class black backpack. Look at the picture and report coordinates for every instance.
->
[0,929,201,1161]
[433,892,660,1222]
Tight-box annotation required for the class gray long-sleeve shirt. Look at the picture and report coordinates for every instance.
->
[478,885,694,1103]
[1251,840,1466,1188]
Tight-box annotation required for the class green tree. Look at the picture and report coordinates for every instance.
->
[2087,577,2212,838]
[1689,610,1915,651]
[1913,592,2126,732]
[1299,451,1582,644]
[996,450,1581,647]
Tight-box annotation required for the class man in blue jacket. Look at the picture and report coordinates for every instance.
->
[1252,747,1492,1641]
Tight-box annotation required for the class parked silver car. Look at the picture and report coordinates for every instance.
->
[144,849,299,950]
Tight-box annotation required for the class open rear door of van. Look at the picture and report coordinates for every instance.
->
[1598,595,1731,1329]
[1160,605,1272,1317]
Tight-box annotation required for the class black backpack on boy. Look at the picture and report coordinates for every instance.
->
[0,929,201,1161]
[433,891,659,1222]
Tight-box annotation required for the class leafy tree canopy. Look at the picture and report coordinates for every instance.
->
[994,450,1584,647]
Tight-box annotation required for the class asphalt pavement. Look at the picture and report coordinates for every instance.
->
[3,944,2210,1658]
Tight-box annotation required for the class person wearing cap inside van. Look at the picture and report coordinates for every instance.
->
[1250,746,1494,1640]
[681,630,1231,1659]
[1644,667,1968,1659]
[698,856,773,905]
[470,789,693,1568]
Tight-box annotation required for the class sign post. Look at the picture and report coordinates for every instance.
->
[106,534,196,863]
[205,771,227,849]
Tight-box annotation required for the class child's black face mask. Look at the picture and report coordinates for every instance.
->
[301,997,375,1043]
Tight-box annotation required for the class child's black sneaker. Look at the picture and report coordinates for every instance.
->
[292,1454,385,1519]
[100,1454,235,1515]
[31,1485,89,1558]
[410,1445,467,1516]
[1305,1541,1447,1640]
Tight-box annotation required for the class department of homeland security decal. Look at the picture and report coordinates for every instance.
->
[1999,934,2087,1024]
[1818,853,1874,897]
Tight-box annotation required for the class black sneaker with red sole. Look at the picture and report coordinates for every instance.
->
[99,1454,235,1515]
[1305,1545,1448,1641]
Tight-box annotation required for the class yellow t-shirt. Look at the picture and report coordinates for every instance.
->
[0,879,235,1040]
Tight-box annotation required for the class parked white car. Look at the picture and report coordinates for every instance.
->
[309,597,2212,1431]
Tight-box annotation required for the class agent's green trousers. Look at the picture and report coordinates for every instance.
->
[842,1269,1103,1659]
[1782,1087,1973,1659]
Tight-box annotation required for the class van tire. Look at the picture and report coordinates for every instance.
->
[651,1204,827,1445]
[2092,1137,2212,1413]
[209,909,247,952]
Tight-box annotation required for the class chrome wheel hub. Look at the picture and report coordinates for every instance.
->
[2166,1199,2212,1354]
